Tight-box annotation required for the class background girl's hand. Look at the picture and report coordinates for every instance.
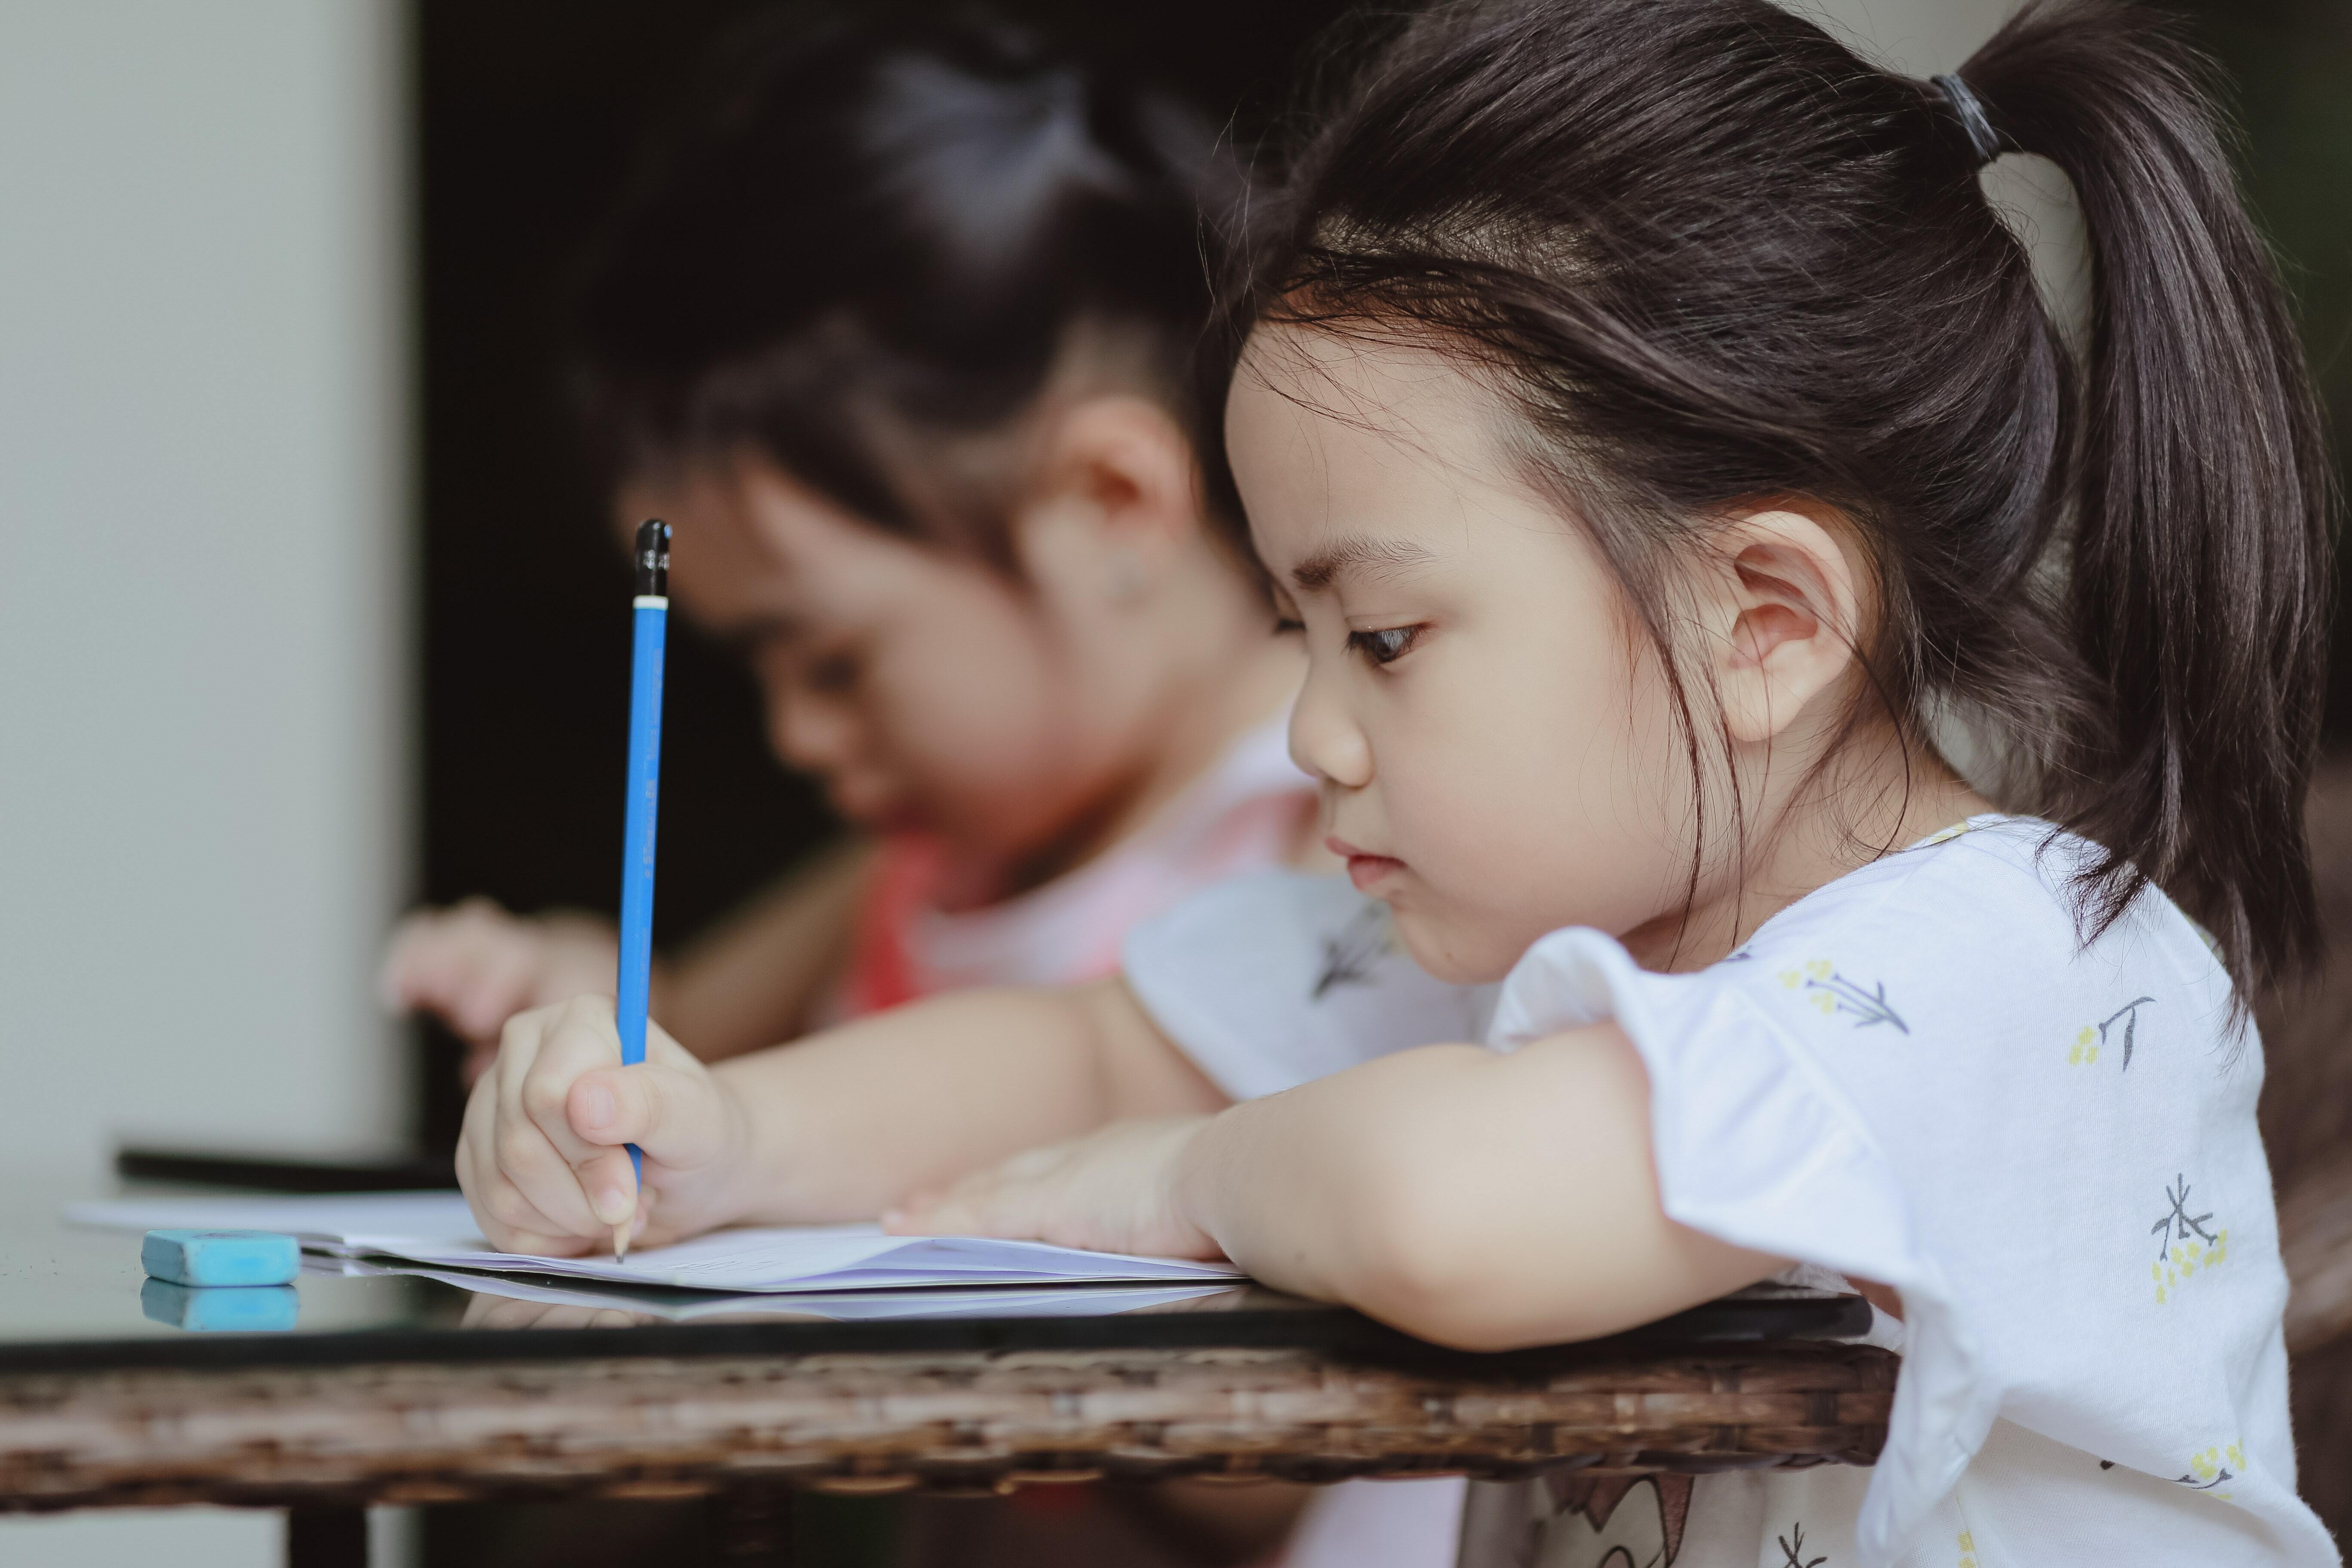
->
[883,1116,1220,1260]
[379,899,626,1081]
[455,993,750,1255]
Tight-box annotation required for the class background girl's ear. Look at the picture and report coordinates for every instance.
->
[1025,394,1205,554]
[1706,508,1865,747]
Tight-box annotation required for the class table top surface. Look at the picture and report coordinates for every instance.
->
[0,1175,1870,1378]
[0,1171,1895,1510]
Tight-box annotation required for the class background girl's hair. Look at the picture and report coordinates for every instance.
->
[1213,0,2335,995]
[576,11,1243,568]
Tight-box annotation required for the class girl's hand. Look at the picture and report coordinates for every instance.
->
[380,899,628,1081]
[456,994,752,1256]
[459,1294,651,1332]
[883,1116,1221,1260]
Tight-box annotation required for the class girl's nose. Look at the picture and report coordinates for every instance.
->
[768,686,861,775]
[1288,665,1374,789]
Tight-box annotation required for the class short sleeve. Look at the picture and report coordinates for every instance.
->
[1484,822,2323,1565]
[1122,869,1493,1100]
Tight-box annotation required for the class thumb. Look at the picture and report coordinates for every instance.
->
[566,1056,731,1173]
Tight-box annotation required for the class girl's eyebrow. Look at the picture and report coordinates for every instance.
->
[1289,535,1436,593]
[711,611,802,652]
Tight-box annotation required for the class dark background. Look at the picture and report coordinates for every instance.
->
[412,0,2352,1145]
[410,0,1362,1139]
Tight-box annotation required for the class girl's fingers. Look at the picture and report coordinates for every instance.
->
[517,995,628,1166]
[478,1192,591,1256]
[487,1002,614,1241]
[574,1145,640,1230]
[895,1170,1039,1240]
[885,1120,1216,1259]
[464,1115,588,1253]
[561,1019,729,1172]
[454,934,543,1041]
[490,1114,606,1243]
[388,903,497,1001]
[462,1296,546,1330]
[456,995,720,1255]
[459,1003,606,1252]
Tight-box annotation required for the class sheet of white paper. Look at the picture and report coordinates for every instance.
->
[68,1191,1242,1293]
[327,1257,1239,1323]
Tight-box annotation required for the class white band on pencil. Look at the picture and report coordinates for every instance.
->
[633,595,669,609]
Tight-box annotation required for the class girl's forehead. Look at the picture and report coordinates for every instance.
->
[1232,331,1541,569]
[1234,328,1517,474]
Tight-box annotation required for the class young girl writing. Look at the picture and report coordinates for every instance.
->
[454,0,2338,1561]
[382,19,1318,1081]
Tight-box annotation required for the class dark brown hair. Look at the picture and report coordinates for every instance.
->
[1211,0,2335,995]
[576,12,1242,569]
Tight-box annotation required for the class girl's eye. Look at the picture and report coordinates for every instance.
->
[1273,617,1305,635]
[802,647,861,695]
[1347,625,1424,666]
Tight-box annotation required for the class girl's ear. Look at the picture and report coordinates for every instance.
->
[1703,508,1865,746]
[1014,396,1201,599]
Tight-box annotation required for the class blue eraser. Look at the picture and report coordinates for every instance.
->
[140,1228,301,1287]
[140,1277,300,1333]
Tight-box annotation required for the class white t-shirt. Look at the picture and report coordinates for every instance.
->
[1122,816,2335,1568]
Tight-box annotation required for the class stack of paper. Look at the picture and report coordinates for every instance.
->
[328,1256,1238,1323]
[69,1191,1242,1294]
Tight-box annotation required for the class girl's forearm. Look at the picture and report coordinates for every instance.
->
[719,977,1228,1223]
[1173,1028,1784,1351]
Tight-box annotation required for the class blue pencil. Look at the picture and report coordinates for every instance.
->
[613,518,669,1260]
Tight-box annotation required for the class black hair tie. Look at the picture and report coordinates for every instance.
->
[1932,73,2003,166]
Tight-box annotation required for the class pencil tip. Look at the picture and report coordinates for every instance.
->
[613,1223,630,1264]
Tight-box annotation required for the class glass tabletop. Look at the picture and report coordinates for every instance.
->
[0,1173,1870,1374]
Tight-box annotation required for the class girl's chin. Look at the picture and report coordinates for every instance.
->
[832,787,925,836]
[1387,904,1528,989]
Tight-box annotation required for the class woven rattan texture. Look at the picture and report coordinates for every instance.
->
[0,1341,1894,1511]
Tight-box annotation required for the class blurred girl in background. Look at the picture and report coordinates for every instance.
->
[386,20,1314,1077]
[386,17,1349,1567]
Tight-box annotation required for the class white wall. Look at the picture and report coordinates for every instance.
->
[0,0,410,1556]
[0,0,410,1185]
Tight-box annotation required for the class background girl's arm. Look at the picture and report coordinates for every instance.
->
[459,976,1226,1253]
[1175,1026,1783,1349]
[655,836,873,1059]
[385,839,874,1076]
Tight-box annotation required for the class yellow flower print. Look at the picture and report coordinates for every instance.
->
[2176,1442,2241,1499]
[2150,1176,2223,1302]
[1957,1529,1979,1568]
[1777,960,1908,1032]
[2069,998,2155,1071]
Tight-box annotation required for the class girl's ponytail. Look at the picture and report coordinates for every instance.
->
[1962,1,2334,995]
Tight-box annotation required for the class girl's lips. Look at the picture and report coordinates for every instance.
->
[1328,836,1406,891]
